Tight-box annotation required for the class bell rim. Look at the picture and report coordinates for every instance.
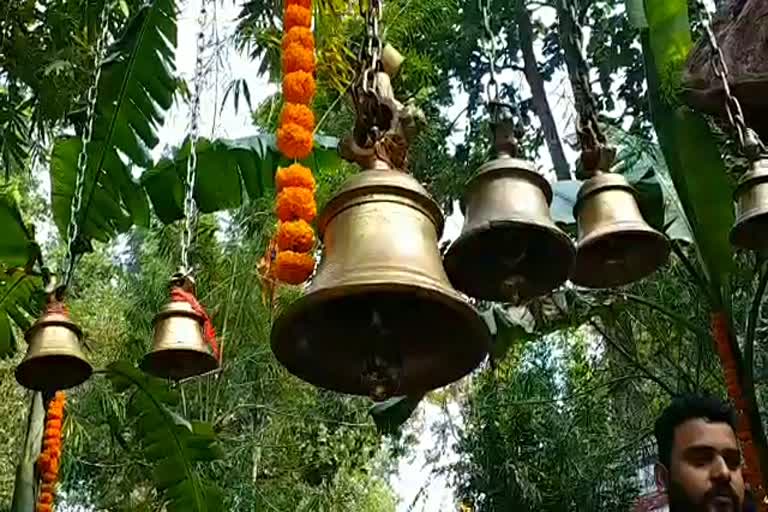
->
[139,349,219,381]
[270,282,492,396]
[571,225,670,288]
[444,220,576,301]
[317,170,444,236]
[574,174,636,216]
[15,355,93,392]
[730,210,768,250]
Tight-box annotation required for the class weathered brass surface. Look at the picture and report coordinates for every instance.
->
[572,173,670,288]
[16,311,92,391]
[141,301,218,381]
[444,156,575,302]
[271,168,491,399]
[731,158,768,250]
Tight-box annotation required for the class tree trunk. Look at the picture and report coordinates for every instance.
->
[515,3,572,181]
[11,392,44,512]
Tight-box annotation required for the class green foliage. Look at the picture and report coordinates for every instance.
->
[642,0,734,297]
[140,135,341,224]
[51,0,178,249]
[106,361,224,512]
[0,188,43,358]
[0,187,39,268]
[0,268,43,358]
[451,335,639,511]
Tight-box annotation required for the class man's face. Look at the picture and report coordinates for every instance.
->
[661,418,745,512]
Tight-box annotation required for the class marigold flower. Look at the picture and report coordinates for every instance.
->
[42,471,57,483]
[274,251,316,285]
[283,27,314,52]
[36,504,52,512]
[277,123,313,160]
[276,164,316,192]
[280,103,315,132]
[277,220,315,253]
[39,492,54,505]
[41,484,56,495]
[276,187,317,223]
[283,43,316,74]
[285,5,311,31]
[283,71,316,104]
[284,0,312,7]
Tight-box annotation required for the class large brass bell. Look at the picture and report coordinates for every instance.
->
[731,158,768,250]
[141,275,219,381]
[16,296,93,392]
[271,163,491,399]
[571,173,670,288]
[444,120,575,302]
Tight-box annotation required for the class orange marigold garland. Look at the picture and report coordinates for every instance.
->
[283,71,316,104]
[267,0,318,286]
[276,163,316,192]
[283,27,315,52]
[276,187,317,223]
[37,391,66,512]
[277,123,314,160]
[277,220,315,253]
[280,103,315,132]
[274,251,316,285]
[284,5,312,31]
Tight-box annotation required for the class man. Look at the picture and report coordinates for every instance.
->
[655,394,745,511]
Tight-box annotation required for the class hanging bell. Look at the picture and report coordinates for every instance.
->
[16,296,92,392]
[571,173,670,288]
[443,153,575,303]
[271,163,491,400]
[731,158,768,250]
[141,274,219,381]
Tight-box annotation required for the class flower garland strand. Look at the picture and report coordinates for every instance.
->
[712,312,766,508]
[272,0,318,286]
[36,391,66,512]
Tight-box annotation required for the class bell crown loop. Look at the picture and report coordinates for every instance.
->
[317,168,444,236]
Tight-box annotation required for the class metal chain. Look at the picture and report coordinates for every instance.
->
[360,0,384,93]
[63,2,111,289]
[561,0,613,172]
[700,5,765,160]
[180,0,209,275]
[479,0,499,105]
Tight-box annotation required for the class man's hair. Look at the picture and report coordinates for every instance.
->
[654,393,737,468]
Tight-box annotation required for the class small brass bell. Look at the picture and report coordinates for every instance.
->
[572,173,670,288]
[271,163,491,399]
[16,296,92,392]
[141,275,219,381]
[444,118,574,303]
[731,158,768,250]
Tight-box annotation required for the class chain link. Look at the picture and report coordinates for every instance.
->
[63,2,111,289]
[561,0,613,172]
[479,0,499,106]
[360,0,384,93]
[700,5,765,159]
[180,0,209,275]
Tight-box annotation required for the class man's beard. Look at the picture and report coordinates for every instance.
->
[667,478,741,511]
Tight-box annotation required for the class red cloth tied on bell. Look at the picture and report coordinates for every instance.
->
[170,287,221,361]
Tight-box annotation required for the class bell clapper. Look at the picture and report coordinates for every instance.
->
[362,308,403,402]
